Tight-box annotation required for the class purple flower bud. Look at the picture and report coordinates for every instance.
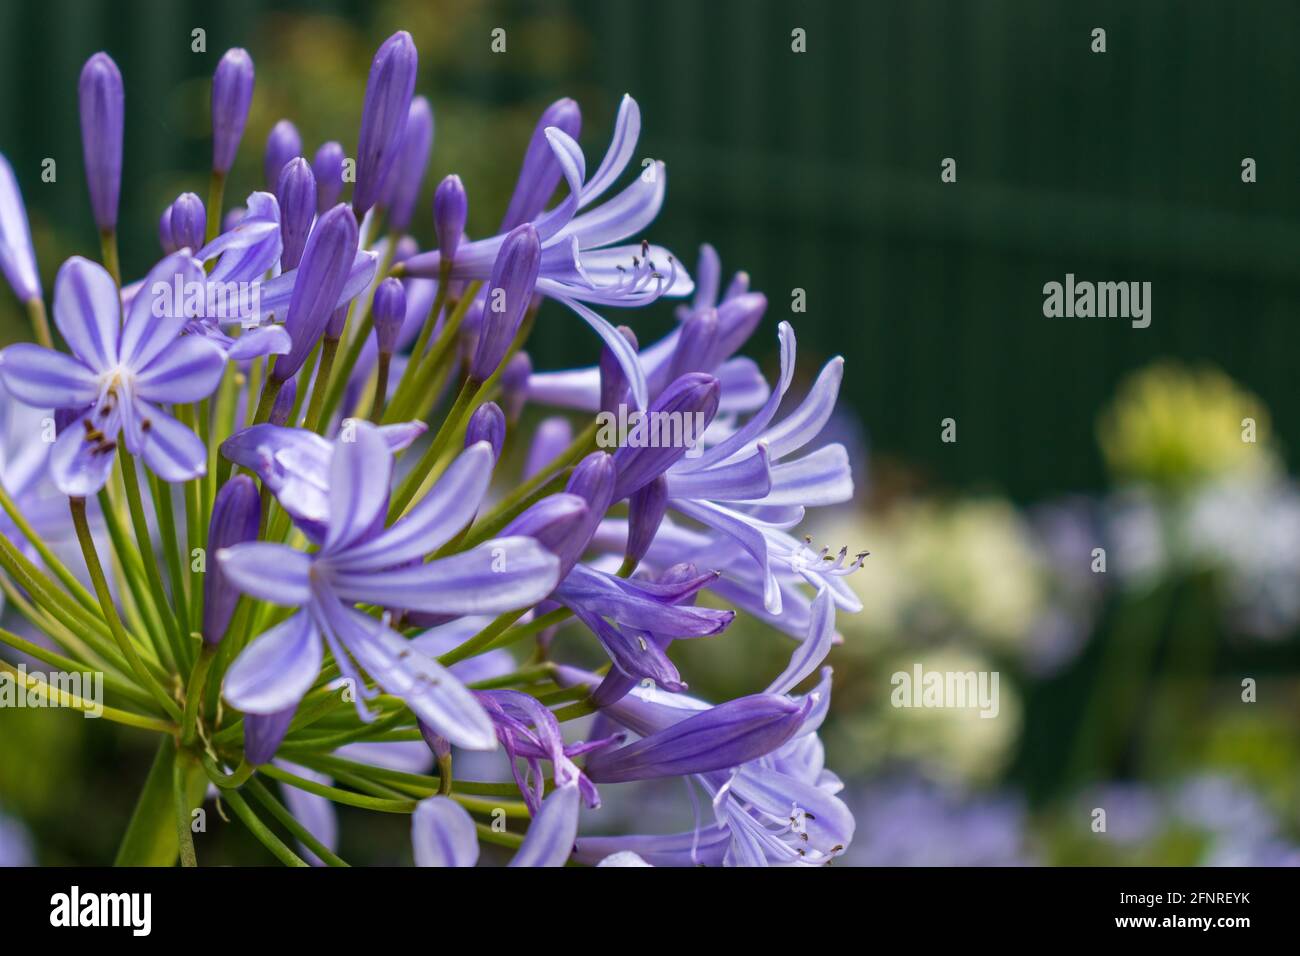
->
[470,224,540,382]
[499,351,532,422]
[500,97,581,230]
[274,203,359,381]
[611,373,721,500]
[464,402,505,460]
[276,157,316,271]
[0,156,42,302]
[157,207,175,254]
[269,377,297,427]
[264,119,301,191]
[670,308,718,378]
[692,243,721,310]
[626,474,668,566]
[372,277,406,354]
[203,475,260,645]
[502,493,589,581]
[583,694,811,783]
[167,192,206,254]
[353,31,418,215]
[385,96,433,233]
[561,452,615,576]
[433,174,467,262]
[599,325,638,414]
[211,48,255,174]
[312,141,346,212]
[243,707,296,765]
[78,52,124,232]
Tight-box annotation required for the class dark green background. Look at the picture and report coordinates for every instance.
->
[2,0,1294,503]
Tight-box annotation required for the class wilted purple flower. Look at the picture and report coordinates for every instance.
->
[220,424,560,748]
[0,154,42,303]
[371,277,406,354]
[433,174,467,263]
[203,475,261,645]
[78,52,124,232]
[264,119,301,191]
[0,254,225,496]
[312,141,346,212]
[470,223,541,383]
[352,31,418,216]
[499,97,581,231]
[211,48,255,174]
[464,402,505,460]
[276,158,316,271]
[274,203,359,380]
[385,96,433,233]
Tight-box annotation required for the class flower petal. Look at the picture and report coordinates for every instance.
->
[0,344,98,408]
[52,256,119,370]
[134,335,226,404]
[330,537,559,616]
[323,421,392,554]
[412,796,480,867]
[133,400,208,482]
[217,541,313,605]
[508,782,579,868]
[330,442,493,572]
[223,610,321,714]
[49,408,119,497]
[120,252,205,369]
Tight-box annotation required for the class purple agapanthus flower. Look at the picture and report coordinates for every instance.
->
[0,253,226,496]
[219,423,561,749]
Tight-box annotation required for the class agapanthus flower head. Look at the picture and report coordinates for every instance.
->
[78,52,124,232]
[211,48,255,174]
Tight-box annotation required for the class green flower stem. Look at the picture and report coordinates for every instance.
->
[175,405,207,637]
[281,751,526,799]
[0,624,155,710]
[388,376,478,519]
[70,496,183,723]
[302,335,342,434]
[210,365,239,493]
[0,573,122,674]
[549,700,597,723]
[218,786,309,867]
[437,753,453,796]
[0,521,158,679]
[0,659,173,732]
[205,170,226,244]
[369,351,392,422]
[383,280,480,425]
[439,607,529,667]
[0,482,100,614]
[467,663,556,690]
[258,762,417,813]
[475,823,524,850]
[149,473,191,648]
[99,229,121,286]
[280,707,408,751]
[24,296,52,348]
[201,755,255,789]
[181,643,216,747]
[96,485,172,669]
[402,262,451,364]
[244,778,349,867]
[119,454,186,666]
[173,754,198,867]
